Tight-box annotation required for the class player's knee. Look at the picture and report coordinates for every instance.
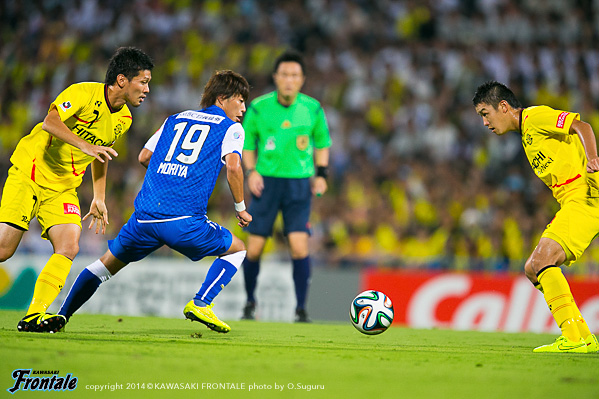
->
[289,246,309,259]
[524,259,537,282]
[228,236,246,254]
[56,244,79,260]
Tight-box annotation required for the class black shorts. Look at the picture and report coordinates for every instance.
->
[246,176,312,237]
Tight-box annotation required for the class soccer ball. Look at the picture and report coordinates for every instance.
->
[349,290,394,335]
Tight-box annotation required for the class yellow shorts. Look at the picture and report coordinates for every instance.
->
[0,166,82,239]
[542,197,599,266]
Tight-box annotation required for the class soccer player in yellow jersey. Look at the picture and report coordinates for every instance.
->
[0,47,154,333]
[473,81,599,353]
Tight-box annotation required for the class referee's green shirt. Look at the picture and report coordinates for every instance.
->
[242,91,332,178]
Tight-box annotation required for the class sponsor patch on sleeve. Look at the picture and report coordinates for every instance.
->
[556,112,569,128]
[59,101,72,112]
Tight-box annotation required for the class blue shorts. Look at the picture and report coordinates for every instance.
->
[246,176,312,237]
[108,213,233,264]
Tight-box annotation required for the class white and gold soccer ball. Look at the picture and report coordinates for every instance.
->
[349,290,394,335]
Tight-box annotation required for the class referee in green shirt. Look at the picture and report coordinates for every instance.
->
[241,50,332,322]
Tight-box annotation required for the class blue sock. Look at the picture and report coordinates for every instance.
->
[58,269,102,321]
[242,258,260,303]
[194,258,238,306]
[292,257,311,310]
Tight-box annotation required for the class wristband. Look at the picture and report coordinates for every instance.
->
[316,166,329,179]
[235,200,246,212]
[245,168,254,177]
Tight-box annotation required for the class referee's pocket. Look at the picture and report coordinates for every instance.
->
[287,178,311,201]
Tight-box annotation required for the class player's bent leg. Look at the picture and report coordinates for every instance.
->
[16,225,76,332]
[58,255,118,323]
[25,253,73,317]
[527,237,586,352]
[531,238,595,350]
[185,242,247,333]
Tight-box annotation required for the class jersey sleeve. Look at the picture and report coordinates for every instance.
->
[528,107,580,136]
[144,121,166,152]
[221,123,245,164]
[312,106,332,149]
[50,83,91,121]
[241,105,258,151]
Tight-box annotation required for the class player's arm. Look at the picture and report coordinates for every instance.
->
[243,149,264,197]
[313,147,330,196]
[570,119,599,173]
[138,125,163,169]
[42,107,118,163]
[83,159,110,234]
[225,152,252,227]
[138,148,153,169]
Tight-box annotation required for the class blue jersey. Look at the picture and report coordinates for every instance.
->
[134,105,245,220]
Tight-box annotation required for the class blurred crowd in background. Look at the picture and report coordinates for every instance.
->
[1,0,599,275]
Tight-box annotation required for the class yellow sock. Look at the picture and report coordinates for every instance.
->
[571,303,592,340]
[26,254,72,315]
[537,266,581,342]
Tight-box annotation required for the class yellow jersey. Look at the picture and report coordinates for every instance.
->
[521,105,599,204]
[10,82,132,190]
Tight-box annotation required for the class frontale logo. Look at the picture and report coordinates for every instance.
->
[7,369,78,394]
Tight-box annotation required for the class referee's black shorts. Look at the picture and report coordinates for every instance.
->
[246,176,312,237]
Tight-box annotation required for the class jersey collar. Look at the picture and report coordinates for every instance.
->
[104,84,120,113]
[518,109,524,134]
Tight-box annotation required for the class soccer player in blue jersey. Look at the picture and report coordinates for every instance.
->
[56,70,252,333]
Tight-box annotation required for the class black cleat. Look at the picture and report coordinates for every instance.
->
[241,302,255,320]
[17,313,66,333]
[295,308,311,323]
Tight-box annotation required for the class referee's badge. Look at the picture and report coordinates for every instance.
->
[296,135,309,151]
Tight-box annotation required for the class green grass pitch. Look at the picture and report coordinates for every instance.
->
[1,310,597,398]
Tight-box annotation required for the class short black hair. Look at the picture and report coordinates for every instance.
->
[273,49,305,75]
[105,47,154,85]
[472,81,522,109]
[200,70,250,109]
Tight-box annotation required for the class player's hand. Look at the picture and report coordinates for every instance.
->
[587,157,599,173]
[83,199,109,234]
[236,210,252,227]
[247,171,264,197]
[83,143,119,163]
[312,176,328,197]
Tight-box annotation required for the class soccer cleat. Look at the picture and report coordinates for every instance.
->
[241,302,255,320]
[17,313,66,333]
[533,335,587,353]
[584,334,599,353]
[183,300,230,333]
[295,308,311,323]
